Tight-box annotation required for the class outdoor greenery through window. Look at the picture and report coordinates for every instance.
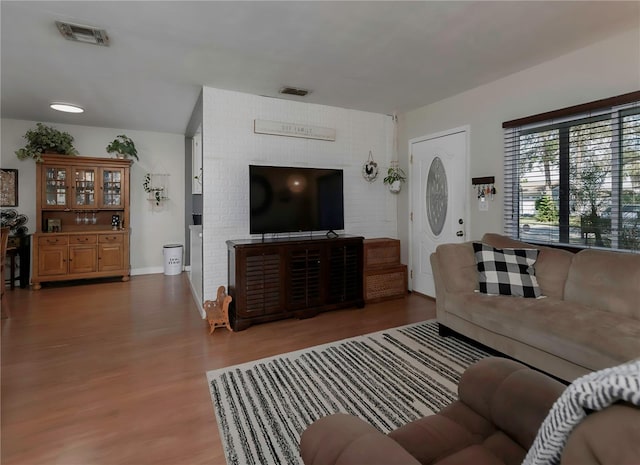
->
[503,92,640,252]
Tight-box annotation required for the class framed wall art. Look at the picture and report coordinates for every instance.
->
[47,218,62,233]
[0,168,18,207]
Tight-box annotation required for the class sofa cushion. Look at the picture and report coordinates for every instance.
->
[446,292,640,371]
[482,233,573,299]
[564,249,640,319]
[472,242,541,298]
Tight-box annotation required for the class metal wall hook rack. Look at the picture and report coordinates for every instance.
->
[472,176,496,200]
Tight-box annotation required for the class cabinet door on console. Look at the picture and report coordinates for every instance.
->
[240,249,283,317]
[68,234,98,274]
[100,168,126,208]
[41,166,71,209]
[286,245,324,310]
[327,242,363,304]
[98,234,124,271]
[37,235,69,276]
[71,167,97,209]
[38,246,68,276]
[69,245,97,274]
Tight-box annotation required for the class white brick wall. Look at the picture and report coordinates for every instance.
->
[201,87,396,299]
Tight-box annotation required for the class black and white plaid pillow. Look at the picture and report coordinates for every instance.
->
[472,242,541,298]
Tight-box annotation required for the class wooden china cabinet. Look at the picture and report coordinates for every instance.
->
[32,154,132,289]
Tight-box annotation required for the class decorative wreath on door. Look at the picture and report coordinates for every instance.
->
[362,150,379,182]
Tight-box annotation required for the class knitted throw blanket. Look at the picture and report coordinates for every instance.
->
[522,359,640,465]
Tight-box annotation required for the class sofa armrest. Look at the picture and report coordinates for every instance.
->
[300,414,420,465]
[561,403,640,465]
[432,242,478,294]
[459,357,566,449]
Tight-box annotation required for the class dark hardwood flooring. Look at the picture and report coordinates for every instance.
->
[1,274,435,465]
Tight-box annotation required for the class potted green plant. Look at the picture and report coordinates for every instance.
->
[383,165,407,193]
[106,135,138,161]
[15,123,78,162]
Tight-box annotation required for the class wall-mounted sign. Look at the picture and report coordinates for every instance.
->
[0,168,18,207]
[254,119,336,141]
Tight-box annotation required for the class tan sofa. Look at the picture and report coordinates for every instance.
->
[430,233,640,381]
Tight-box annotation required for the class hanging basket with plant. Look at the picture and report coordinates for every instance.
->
[106,134,138,161]
[15,123,78,162]
[383,163,407,193]
[143,173,166,206]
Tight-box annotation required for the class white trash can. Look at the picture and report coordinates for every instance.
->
[163,244,183,275]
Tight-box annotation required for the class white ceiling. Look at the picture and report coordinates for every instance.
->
[1,1,638,135]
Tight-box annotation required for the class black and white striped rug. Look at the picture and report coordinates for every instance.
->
[207,320,490,465]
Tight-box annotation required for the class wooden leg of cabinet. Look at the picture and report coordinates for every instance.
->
[231,317,252,332]
[32,282,42,290]
[121,275,130,282]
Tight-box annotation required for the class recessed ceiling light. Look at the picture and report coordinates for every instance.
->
[50,103,84,114]
[55,21,109,46]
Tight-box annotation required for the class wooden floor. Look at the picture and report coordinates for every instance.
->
[1,274,435,465]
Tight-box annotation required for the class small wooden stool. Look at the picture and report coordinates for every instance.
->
[204,286,233,334]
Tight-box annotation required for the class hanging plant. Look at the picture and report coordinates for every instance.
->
[143,173,165,206]
[383,164,407,193]
[15,123,78,162]
[106,134,138,161]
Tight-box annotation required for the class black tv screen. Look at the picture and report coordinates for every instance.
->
[249,165,344,234]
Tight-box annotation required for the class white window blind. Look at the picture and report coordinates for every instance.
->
[503,91,640,252]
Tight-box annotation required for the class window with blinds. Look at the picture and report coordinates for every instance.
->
[503,91,640,252]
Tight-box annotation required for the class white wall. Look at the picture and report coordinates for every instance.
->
[201,87,396,300]
[397,27,640,263]
[1,119,185,274]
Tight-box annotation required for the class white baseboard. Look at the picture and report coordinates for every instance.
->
[131,267,204,319]
[188,279,206,319]
[131,267,165,276]
[130,266,189,276]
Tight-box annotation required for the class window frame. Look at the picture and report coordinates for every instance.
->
[503,91,640,252]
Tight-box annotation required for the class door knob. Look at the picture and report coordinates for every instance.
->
[458,218,464,224]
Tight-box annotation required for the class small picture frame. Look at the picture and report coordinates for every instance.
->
[0,168,18,207]
[47,218,62,233]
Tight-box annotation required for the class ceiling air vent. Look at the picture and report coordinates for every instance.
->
[56,21,109,46]
[279,86,309,97]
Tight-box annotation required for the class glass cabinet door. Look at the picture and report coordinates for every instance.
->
[43,166,69,208]
[73,167,97,208]
[101,168,124,207]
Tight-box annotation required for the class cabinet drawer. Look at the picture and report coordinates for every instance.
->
[99,233,123,244]
[364,264,407,303]
[363,238,400,269]
[38,235,68,246]
[70,234,97,245]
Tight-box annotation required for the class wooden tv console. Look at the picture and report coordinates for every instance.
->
[227,235,364,331]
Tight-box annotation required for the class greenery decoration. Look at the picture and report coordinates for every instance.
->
[15,123,78,162]
[383,166,407,185]
[143,173,164,205]
[106,134,138,161]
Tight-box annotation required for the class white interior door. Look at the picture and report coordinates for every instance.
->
[410,128,468,297]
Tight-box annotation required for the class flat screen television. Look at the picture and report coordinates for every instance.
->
[249,165,344,234]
